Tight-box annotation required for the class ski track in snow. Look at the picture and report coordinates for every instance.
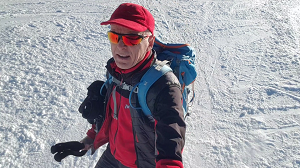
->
[1,0,300,168]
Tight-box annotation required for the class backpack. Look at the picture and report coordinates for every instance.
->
[103,38,197,121]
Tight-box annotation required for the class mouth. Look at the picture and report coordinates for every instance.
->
[117,54,130,59]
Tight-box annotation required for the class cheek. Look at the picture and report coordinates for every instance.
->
[110,44,116,53]
[131,47,144,60]
[110,44,119,59]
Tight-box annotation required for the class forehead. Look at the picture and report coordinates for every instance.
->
[110,24,141,34]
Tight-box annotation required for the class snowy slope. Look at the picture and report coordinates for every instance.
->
[1,0,300,167]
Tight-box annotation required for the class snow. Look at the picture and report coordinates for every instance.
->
[1,0,300,167]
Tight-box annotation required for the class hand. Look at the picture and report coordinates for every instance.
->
[51,141,87,162]
[80,136,95,154]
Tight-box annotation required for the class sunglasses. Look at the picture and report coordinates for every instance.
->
[107,31,150,46]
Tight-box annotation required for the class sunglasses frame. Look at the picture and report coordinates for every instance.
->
[107,31,150,46]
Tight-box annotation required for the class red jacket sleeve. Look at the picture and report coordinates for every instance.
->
[156,159,184,168]
[86,124,97,140]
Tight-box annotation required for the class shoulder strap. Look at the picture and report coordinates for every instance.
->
[106,61,172,122]
[136,62,172,121]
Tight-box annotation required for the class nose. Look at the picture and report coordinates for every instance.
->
[117,38,127,48]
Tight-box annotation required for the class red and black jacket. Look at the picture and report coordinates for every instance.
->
[86,50,186,168]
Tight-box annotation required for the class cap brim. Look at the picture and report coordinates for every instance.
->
[101,18,147,32]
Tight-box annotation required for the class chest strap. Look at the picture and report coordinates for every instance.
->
[111,77,138,93]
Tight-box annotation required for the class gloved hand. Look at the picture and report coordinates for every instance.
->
[51,141,87,162]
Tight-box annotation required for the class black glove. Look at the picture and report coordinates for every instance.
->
[51,141,87,162]
[79,80,107,124]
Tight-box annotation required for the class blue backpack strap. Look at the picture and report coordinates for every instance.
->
[136,62,172,122]
[100,75,112,96]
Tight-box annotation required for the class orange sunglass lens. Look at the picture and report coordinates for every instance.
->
[107,32,119,44]
[122,36,142,46]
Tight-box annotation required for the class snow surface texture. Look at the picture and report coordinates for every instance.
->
[1,0,300,167]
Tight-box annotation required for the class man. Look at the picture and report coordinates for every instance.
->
[52,3,186,168]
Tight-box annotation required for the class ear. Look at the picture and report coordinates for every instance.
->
[147,36,155,52]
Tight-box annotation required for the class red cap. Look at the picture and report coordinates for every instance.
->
[101,3,155,35]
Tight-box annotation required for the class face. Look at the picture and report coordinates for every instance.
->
[109,24,154,69]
